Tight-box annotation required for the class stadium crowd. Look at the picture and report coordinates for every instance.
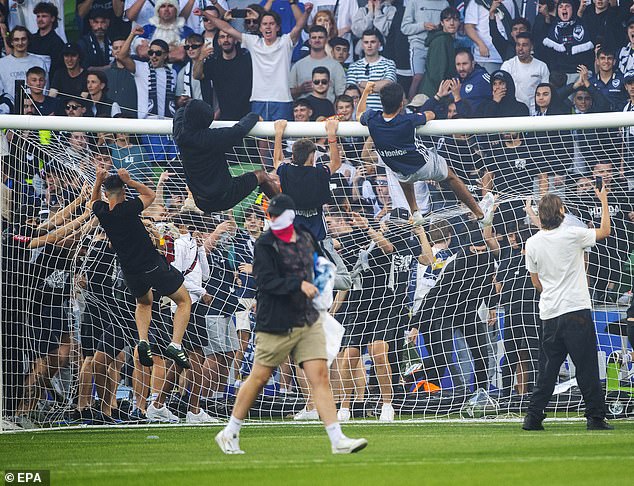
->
[0,0,633,427]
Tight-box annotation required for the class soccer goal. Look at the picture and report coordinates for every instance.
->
[1,110,633,432]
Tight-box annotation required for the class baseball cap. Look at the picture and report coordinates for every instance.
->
[267,194,295,216]
[61,42,81,56]
[407,94,429,109]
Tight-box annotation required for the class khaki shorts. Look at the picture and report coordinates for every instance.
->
[254,315,327,368]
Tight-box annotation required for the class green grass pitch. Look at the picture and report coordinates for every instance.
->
[1,421,633,485]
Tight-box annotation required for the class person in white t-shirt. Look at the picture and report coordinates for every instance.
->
[0,26,47,104]
[464,0,515,73]
[197,3,312,120]
[522,189,613,431]
[500,32,549,113]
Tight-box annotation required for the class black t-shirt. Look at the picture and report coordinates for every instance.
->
[51,69,88,104]
[32,244,73,307]
[359,224,421,308]
[277,162,332,241]
[336,228,370,271]
[486,139,541,194]
[33,96,60,116]
[83,238,116,301]
[306,95,335,120]
[496,249,539,314]
[204,248,240,316]
[202,49,252,121]
[92,197,161,274]
[29,30,65,78]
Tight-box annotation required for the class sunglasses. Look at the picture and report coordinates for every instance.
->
[184,44,202,50]
[65,104,82,111]
[148,49,164,57]
[313,79,328,85]
[365,64,371,76]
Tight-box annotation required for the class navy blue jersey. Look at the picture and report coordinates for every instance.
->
[277,162,331,241]
[360,109,429,176]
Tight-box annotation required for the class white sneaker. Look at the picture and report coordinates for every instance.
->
[379,403,395,422]
[215,429,245,454]
[478,192,495,227]
[337,407,351,422]
[332,436,368,454]
[186,409,220,424]
[146,402,179,423]
[293,407,319,420]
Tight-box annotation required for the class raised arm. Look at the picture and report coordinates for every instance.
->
[124,0,146,21]
[273,119,287,170]
[90,167,108,206]
[39,183,90,231]
[116,25,145,74]
[325,118,341,174]
[413,225,434,266]
[195,7,242,42]
[289,2,313,44]
[118,168,156,209]
[595,184,611,241]
[192,43,214,80]
[356,81,375,121]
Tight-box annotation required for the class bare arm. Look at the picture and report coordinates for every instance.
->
[180,0,196,19]
[356,81,375,121]
[530,272,543,293]
[197,7,242,42]
[595,185,611,241]
[414,225,434,266]
[193,43,214,80]
[112,0,124,17]
[352,212,394,254]
[118,168,156,208]
[28,209,91,249]
[117,26,145,73]
[125,0,147,21]
[289,3,313,44]
[90,168,108,206]
[155,171,171,206]
[77,0,94,19]
[273,119,287,170]
[325,119,341,174]
[39,184,90,231]
[464,23,489,58]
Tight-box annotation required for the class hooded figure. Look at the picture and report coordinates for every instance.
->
[479,70,530,118]
[543,0,594,74]
[141,0,194,48]
[172,99,278,213]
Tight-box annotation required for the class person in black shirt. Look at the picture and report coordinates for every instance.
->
[273,118,341,241]
[25,66,59,116]
[306,66,335,121]
[78,9,113,70]
[194,30,253,121]
[173,99,279,213]
[29,2,65,78]
[50,42,88,104]
[90,167,192,369]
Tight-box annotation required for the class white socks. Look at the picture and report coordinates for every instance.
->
[325,422,344,446]
[225,415,243,436]
[169,342,182,350]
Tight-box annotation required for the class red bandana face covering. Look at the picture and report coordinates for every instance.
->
[270,209,295,243]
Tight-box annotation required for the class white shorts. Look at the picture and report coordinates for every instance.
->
[396,149,449,184]
[235,297,256,332]
[203,315,239,356]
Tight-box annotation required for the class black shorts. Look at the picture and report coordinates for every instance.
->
[504,308,540,367]
[193,173,258,213]
[123,257,184,299]
[95,307,138,359]
[343,304,403,350]
[80,303,107,358]
[33,304,71,357]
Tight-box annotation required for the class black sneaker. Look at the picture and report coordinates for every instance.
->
[522,414,545,431]
[587,418,614,430]
[165,343,191,369]
[137,340,153,367]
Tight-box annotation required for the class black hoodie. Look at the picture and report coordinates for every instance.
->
[172,99,259,208]
[479,70,530,118]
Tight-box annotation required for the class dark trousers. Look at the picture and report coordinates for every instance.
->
[527,309,605,420]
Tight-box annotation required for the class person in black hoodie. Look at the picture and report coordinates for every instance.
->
[173,99,279,213]
[479,70,529,118]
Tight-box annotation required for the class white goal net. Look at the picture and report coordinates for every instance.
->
[1,109,633,430]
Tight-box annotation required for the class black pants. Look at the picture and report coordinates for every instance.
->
[527,309,605,420]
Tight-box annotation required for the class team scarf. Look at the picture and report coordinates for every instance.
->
[148,64,176,117]
[270,210,296,243]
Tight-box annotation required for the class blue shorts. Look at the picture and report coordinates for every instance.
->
[251,101,292,121]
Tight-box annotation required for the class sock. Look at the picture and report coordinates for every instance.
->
[169,342,182,350]
[325,422,344,446]
[226,415,243,436]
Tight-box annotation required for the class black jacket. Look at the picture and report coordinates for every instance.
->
[253,229,320,333]
[479,70,530,118]
[172,99,258,209]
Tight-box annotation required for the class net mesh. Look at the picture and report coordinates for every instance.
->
[1,93,633,430]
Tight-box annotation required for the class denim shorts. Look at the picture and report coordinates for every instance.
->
[251,101,293,121]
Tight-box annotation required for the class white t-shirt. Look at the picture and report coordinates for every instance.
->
[8,0,66,42]
[241,33,295,102]
[525,225,596,320]
[500,56,550,113]
[0,54,47,101]
[133,60,176,118]
[464,0,515,64]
